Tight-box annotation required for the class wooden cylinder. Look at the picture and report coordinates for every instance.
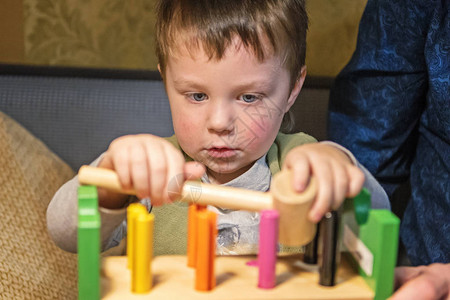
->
[181,182,272,211]
[258,210,279,289]
[195,210,217,291]
[271,170,317,247]
[319,211,339,287]
[132,213,154,294]
[78,165,272,211]
[187,204,206,268]
[78,166,135,195]
[127,203,147,270]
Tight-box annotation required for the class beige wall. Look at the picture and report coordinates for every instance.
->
[0,0,25,63]
[23,0,157,69]
[306,0,367,77]
[1,0,367,77]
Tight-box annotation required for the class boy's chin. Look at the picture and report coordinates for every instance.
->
[205,161,254,182]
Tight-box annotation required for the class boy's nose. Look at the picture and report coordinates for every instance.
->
[206,99,235,134]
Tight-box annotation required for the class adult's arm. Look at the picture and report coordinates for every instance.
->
[328,0,432,198]
[390,263,450,300]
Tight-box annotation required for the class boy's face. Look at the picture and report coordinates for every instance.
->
[163,39,304,184]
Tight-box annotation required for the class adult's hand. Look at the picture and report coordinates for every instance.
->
[389,263,450,300]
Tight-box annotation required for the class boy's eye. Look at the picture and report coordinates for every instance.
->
[189,93,207,102]
[240,94,259,103]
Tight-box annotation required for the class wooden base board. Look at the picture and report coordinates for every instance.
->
[101,255,374,299]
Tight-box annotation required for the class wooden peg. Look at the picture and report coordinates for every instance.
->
[187,204,206,268]
[195,210,217,291]
[77,186,100,300]
[258,209,279,289]
[132,212,154,294]
[127,203,147,270]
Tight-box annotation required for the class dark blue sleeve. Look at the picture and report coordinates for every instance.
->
[328,0,432,198]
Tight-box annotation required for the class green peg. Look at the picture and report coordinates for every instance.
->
[78,185,101,300]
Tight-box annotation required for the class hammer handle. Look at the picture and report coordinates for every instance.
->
[78,165,273,211]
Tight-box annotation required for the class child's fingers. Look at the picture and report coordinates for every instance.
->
[98,151,114,170]
[165,161,206,202]
[145,141,168,205]
[283,151,311,192]
[130,143,151,199]
[184,161,206,180]
[308,160,333,223]
[330,161,349,210]
[164,144,186,202]
[292,156,312,193]
[110,142,133,190]
[346,165,365,197]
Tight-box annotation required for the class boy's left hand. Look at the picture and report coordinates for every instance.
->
[282,143,365,223]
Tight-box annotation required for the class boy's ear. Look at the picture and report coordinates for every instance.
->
[157,64,166,82]
[285,66,307,112]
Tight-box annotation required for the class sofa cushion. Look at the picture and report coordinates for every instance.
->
[0,111,77,299]
[0,68,174,171]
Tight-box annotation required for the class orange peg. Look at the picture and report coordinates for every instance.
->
[187,204,206,268]
[195,210,217,291]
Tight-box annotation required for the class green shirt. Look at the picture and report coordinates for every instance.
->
[153,132,316,255]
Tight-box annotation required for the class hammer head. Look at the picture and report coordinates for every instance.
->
[271,170,317,247]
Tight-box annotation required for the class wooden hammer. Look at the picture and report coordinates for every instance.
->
[78,165,317,246]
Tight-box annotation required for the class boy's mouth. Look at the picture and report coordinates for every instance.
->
[207,147,237,158]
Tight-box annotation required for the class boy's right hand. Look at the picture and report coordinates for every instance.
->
[97,134,205,209]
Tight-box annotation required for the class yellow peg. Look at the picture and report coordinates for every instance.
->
[127,203,147,270]
[132,212,154,294]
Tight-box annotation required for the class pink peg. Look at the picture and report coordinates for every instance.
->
[258,209,279,289]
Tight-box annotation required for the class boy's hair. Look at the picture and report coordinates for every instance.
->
[155,0,308,132]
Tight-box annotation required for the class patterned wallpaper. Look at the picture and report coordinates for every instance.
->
[24,0,157,69]
[20,0,367,76]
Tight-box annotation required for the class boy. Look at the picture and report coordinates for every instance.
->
[47,0,389,255]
